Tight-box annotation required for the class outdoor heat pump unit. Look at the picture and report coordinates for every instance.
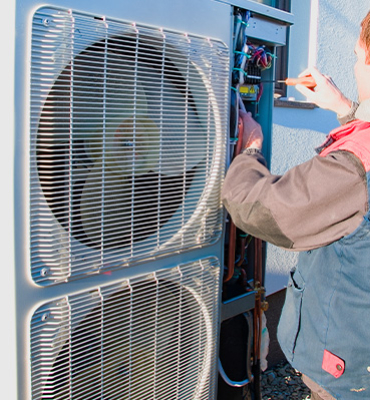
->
[2,0,292,399]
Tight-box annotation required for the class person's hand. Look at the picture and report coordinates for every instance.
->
[295,66,352,116]
[239,110,263,150]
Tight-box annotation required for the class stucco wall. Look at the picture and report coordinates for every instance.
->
[265,0,370,294]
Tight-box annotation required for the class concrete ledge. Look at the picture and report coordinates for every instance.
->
[274,98,317,109]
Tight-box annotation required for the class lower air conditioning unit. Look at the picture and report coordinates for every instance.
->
[31,259,220,399]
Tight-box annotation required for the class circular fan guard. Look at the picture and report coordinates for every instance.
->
[42,280,212,399]
[36,34,206,251]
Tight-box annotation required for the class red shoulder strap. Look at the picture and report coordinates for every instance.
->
[319,120,370,172]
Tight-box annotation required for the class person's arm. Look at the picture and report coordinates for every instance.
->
[222,149,368,251]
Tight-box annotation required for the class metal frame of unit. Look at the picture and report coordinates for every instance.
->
[1,1,292,399]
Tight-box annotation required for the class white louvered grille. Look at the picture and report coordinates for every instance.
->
[30,7,229,285]
[31,258,221,399]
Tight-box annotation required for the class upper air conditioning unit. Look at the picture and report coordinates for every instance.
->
[30,6,229,285]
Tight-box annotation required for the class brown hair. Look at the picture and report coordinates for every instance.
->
[360,11,370,63]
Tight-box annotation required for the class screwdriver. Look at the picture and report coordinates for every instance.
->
[262,75,317,88]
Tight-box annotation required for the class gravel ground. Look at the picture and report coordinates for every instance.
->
[261,361,312,400]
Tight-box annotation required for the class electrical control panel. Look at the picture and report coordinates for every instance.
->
[218,4,292,399]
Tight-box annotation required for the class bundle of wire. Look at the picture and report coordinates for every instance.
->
[230,9,250,140]
[232,10,251,86]
[247,44,274,70]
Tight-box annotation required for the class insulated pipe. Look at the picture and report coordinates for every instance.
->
[218,312,253,387]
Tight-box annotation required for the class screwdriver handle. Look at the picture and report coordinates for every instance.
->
[285,75,316,88]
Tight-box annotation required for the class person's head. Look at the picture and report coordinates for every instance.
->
[360,11,370,62]
[355,11,370,101]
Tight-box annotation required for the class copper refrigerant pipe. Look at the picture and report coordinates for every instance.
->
[253,238,263,362]
[224,220,237,283]
[253,237,264,398]
[224,115,244,283]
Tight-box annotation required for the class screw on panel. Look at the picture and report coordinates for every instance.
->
[41,313,50,322]
[42,18,51,26]
[40,268,49,277]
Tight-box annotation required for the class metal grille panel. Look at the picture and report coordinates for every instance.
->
[31,258,221,399]
[30,7,229,285]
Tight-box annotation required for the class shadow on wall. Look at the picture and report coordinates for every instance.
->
[265,289,287,367]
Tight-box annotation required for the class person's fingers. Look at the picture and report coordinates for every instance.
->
[239,110,253,123]
[296,84,320,106]
[239,109,250,118]
[238,116,243,129]
[298,66,328,85]
[298,65,319,78]
[298,68,311,78]
[239,109,247,121]
[296,84,315,98]
[308,67,330,85]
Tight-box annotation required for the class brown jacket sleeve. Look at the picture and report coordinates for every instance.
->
[221,150,368,251]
